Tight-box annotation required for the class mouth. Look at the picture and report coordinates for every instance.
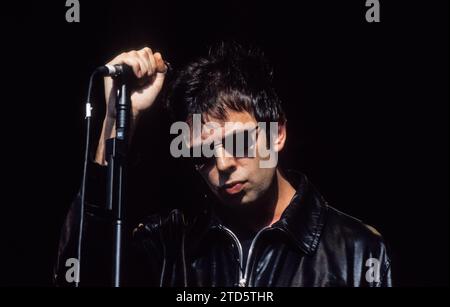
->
[220,181,246,195]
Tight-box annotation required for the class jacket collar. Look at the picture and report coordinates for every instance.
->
[271,171,328,255]
[200,170,328,255]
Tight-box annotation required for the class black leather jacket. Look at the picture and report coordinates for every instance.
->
[54,163,392,287]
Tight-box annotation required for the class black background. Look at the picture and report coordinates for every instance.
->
[1,0,448,286]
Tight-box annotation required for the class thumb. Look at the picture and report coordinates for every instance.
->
[154,52,168,74]
[152,71,166,90]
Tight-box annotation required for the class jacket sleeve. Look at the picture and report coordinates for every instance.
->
[361,229,393,287]
[378,241,392,287]
[53,161,113,286]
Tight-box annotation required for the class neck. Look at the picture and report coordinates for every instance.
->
[268,169,297,226]
[220,169,297,234]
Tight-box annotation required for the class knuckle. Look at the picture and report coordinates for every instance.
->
[129,50,139,57]
[127,59,139,69]
[138,50,149,60]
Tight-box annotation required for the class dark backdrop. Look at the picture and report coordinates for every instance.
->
[1,0,448,286]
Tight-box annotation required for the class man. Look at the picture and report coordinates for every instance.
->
[55,42,392,287]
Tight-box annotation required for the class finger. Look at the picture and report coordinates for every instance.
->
[144,47,156,77]
[121,56,141,78]
[137,49,151,76]
[131,50,148,78]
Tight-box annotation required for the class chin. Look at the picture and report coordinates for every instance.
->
[218,192,251,206]
[236,192,257,205]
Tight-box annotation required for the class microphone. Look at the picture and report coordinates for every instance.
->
[95,64,133,77]
[95,61,172,77]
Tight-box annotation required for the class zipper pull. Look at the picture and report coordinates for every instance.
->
[239,278,247,287]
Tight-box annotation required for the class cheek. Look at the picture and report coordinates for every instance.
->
[202,167,218,187]
[245,163,276,190]
[238,155,262,175]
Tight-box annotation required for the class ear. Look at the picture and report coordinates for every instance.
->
[274,120,287,152]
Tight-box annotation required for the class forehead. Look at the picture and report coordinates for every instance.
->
[201,109,257,127]
[188,110,257,145]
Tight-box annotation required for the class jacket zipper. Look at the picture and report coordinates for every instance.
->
[220,225,270,287]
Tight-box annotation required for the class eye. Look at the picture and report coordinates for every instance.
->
[224,129,256,157]
[193,156,214,170]
[209,141,215,151]
[190,145,215,170]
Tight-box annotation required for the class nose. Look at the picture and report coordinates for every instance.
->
[215,146,237,173]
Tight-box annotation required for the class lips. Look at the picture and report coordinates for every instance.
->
[221,181,246,195]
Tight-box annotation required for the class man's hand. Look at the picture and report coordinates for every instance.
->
[95,47,167,165]
[105,47,167,119]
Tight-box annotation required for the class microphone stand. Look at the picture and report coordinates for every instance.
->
[105,73,131,287]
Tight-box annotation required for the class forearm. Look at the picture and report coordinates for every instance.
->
[94,113,141,165]
[95,47,166,165]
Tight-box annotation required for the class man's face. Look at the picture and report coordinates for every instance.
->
[190,110,283,206]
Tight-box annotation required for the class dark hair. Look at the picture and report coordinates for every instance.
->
[166,42,286,124]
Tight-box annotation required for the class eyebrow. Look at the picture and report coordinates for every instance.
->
[201,125,258,144]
